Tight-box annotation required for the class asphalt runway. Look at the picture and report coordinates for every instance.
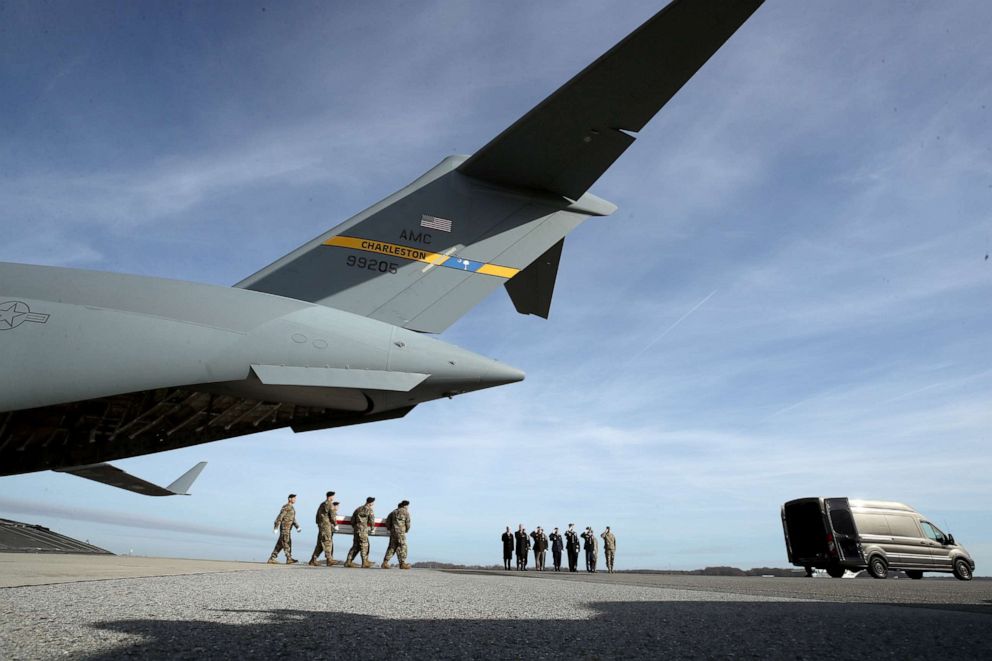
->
[1,556,990,660]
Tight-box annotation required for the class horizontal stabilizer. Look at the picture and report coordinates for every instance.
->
[458,0,765,199]
[56,461,208,496]
[504,238,564,319]
[250,365,429,392]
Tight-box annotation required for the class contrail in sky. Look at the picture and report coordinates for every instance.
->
[630,289,718,360]
[0,498,269,542]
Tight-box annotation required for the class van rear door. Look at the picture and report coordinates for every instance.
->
[824,498,863,565]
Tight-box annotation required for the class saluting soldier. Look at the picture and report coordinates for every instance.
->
[268,494,301,564]
[309,491,337,566]
[582,526,598,572]
[514,524,530,570]
[531,527,548,571]
[549,527,564,572]
[381,500,412,569]
[565,523,580,572]
[501,526,514,570]
[601,526,617,573]
[345,496,376,568]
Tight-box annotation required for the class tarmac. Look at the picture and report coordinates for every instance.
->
[1,554,991,659]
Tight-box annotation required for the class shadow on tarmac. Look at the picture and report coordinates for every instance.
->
[81,600,992,660]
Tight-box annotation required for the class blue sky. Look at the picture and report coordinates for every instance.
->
[1,1,990,572]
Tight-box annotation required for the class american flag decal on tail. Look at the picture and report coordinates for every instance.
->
[420,214,452,233]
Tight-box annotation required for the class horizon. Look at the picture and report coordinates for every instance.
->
[1,1,990,574]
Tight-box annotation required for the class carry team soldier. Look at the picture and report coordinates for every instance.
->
[501,526,514,570]
[514,524,530,570]
[345,496,376,568]
[565,524,580,572]
[309,491,337,566]
[268,494,301,564]
[601,526,617,573]
[381,500,412,569]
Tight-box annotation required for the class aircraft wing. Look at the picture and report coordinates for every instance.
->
[458,0,765,199]
[55,461,207,496]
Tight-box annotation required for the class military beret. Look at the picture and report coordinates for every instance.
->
[288,494,297,499]
[333,501,340,505]
[326,491,335,498]
[366,496,375,503]
[399,500,410,507]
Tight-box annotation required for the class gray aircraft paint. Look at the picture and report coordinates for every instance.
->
[0,0,765,492]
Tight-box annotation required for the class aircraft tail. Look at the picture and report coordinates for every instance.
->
[236,157,614,333]
[237,0,763,332]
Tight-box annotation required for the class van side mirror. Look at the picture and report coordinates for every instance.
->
[945,534,955,546]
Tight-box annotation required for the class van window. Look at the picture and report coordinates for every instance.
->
[885,515,920,538]
[828,509,856,535]
[855,513,890,535]
[920,521,943,542]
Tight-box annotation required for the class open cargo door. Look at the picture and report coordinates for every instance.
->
[824,498,863,565]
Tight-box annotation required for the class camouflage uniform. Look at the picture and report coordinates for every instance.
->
[269,502,300,563]
[381,504,412,569]
[601,530,617,573]
[345,502,375,567]
[310,500,337,565]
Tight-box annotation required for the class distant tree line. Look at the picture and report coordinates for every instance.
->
[411,561,801,576]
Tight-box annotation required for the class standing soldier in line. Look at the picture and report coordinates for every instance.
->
[514,524,530,570]
[381,500,412,569]
[308,491,337,566]
[582,526,597,572]
[532,527,548,571]
[549,527,564,572]
[501,526,514,571]
[601,526,617,573]
[565,524,580,572]
[345,496,376,568]
[268,494,301,564]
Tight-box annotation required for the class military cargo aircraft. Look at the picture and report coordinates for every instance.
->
[0,0,764,495]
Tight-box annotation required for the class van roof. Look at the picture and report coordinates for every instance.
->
[849,500,918,513]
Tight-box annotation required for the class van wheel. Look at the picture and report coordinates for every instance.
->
[867,555,888,579]
[826,566,845,578]
[953,559,973,581]
[905,570,923,580]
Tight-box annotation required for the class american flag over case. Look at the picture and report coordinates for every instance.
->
[420,214,453,233]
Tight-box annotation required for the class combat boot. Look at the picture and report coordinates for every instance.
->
[308,558,318,566]
[287,558,298,564]
[266,558,278,564]
[381,561,391,569]
[361,560,374,569]
[325,559,333,567]
[344,560,356,568]
[400,563,412,570]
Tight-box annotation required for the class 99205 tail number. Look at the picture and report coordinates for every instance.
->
[346,255,398,274]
